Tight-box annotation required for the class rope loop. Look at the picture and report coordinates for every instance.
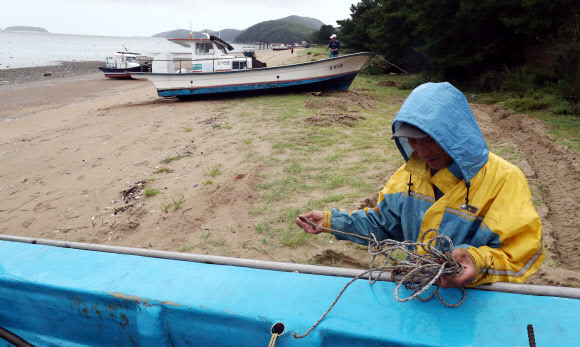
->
[294,218,467,339]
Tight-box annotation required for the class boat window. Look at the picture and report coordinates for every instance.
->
[196,43,215,55]
[232,61,247,70]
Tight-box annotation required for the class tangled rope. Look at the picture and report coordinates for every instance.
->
[293,217,466,339]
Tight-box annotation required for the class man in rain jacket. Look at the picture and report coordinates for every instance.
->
[296,82,544,288]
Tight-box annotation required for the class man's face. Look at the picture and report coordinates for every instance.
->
[407,137,452,171]
[331,37,336,41]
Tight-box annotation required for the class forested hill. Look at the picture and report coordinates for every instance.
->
[234,20,315,43]
[152,29,241,42]
[152,16,323,44]
[279,15,325,30]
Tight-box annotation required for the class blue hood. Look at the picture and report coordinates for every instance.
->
[392,82,489,184]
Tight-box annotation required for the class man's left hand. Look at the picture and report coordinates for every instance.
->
[438,249,478,288]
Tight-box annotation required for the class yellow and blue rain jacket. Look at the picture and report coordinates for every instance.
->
[323,82,544,286]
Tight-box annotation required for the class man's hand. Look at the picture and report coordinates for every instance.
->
[438,249,478,289]
[296,210,324,234]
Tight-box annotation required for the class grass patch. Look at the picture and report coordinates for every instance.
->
[279,227,309,247]
[529,180,545,207]
[162,193,185,212]
[154,167,173,174]
[162,156,181,164]
[204,164,223,177]
[143,187,161,197]
[184,127,192,132]
[257,176,312,202]
[255,222,271,234]
[177,245,194,252]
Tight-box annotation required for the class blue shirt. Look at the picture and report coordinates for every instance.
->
[329,40,340,56]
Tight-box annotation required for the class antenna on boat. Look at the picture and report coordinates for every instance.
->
[189,20,193,39]
[219,0,222,38]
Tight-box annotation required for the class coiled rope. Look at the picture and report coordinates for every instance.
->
[293,217,466,339]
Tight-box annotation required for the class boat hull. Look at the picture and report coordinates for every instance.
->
[130,52,373,97]
[0,238,578,346]
[98,65,151,79]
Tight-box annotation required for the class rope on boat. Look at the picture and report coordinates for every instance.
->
[268,333,279,347]
[370,54,482,100]
[293,217,466,339]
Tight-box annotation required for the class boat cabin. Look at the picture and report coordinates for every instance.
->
[166,37,253,73]
[105,52,141,69]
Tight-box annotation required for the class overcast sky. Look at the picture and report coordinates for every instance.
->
[0,0,359,37]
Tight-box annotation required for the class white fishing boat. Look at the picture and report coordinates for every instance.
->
[271,43,290,51]
[130,36,373,99]
[98,50,152,79]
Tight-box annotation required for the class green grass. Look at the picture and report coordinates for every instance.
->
[143,187,161,197]
[534,113,580,152]
[204,164,223,177]
[211,236,227,247]
[162,156,181,164]
[478,90,579,152]
[528,180,545,207]
[255,222,271,234]
[162,193,185,212]
[279,227,309,247]
[153,167,173,174]
[177,245,194,252]
[256,176,312,203]
[171,194,185,211]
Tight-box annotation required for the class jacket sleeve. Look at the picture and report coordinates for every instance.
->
[322,172,408,245]
[465,171,544,286]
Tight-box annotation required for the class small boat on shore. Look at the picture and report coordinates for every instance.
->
[243,47,256,57]
[271,43,290,51]
[98,51,152,79]
[0,235,578,346]
[130,36,373,99]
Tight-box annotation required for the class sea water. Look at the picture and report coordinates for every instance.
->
[0,31,257,69]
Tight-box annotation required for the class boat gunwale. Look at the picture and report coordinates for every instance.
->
[0,234,578,300]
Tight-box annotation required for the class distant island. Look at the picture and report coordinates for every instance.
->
[4,26,48,33]
[152,15,324,44]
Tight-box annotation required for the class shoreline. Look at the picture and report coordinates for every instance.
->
[0,48,301,86]
[0,61,103,85]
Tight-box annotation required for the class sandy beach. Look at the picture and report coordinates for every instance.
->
[1,48,579,288]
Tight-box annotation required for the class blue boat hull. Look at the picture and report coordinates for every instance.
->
[0,239,578,346]
[160,71,359,99]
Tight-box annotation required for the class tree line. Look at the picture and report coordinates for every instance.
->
[313,0,579,104]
